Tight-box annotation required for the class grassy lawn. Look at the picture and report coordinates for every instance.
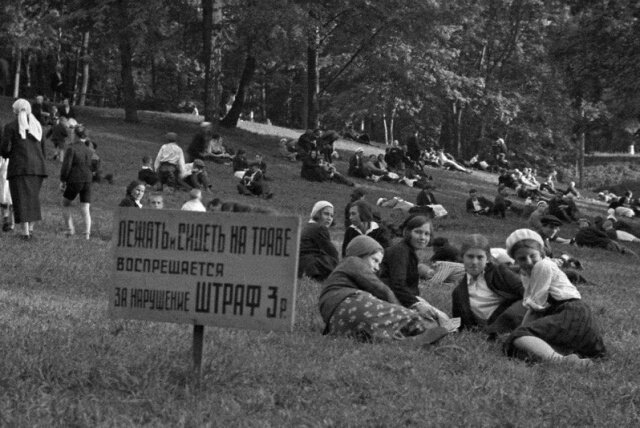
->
[1,97,640,426]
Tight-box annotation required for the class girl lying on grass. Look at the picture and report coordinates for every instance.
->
[503,229,607,367]
[319,235,448,344]
[451,234,526,334]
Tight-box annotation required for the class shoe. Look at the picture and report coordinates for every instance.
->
[21,234,32,241]
[414,327,449,347]
[2,221,13,232]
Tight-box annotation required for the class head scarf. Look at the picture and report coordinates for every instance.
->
[345,235,383,258]
[12,99,42,142]
[309,201,333,223]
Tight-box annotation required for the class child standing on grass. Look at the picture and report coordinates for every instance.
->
[503,229,606,366]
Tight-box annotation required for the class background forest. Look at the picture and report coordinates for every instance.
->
[2,0,640,171]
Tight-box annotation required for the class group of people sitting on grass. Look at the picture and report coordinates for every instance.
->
[300,198,607,367]
[134,124,274,200]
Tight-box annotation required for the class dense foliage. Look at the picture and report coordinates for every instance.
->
[1,0,639,166]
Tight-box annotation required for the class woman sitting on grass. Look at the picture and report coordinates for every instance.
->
[319,235,448,344]
[451,234,525,334]
[502,229,607,366]
[379,215,450,327]
[341,200,390,257]
[118,180,145,208]
[298,201,340,281]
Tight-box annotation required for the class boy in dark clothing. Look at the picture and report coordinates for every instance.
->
[237,163,273,199]
[46,116,69,161]
[138,155,160,187]
[493,184,512,218]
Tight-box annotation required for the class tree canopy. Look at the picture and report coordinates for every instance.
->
[1,0,639,168]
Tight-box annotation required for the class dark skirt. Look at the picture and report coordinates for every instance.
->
[298,254,338,281]
[9,176,43,223]
[328,291,436,341]
[505,298,606,359]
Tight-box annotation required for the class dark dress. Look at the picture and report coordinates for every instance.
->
[379,239,420,307]
[298,222,339,281]
[118,195,140,208]
[0,121,47,223]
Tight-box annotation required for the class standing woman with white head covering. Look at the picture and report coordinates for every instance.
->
[0,99,47,240]
[298,200,339,281]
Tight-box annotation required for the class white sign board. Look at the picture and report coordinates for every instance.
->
[108,208,300,332]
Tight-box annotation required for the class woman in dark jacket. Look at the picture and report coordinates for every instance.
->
[298,201,339,281]
[0,99,47,240]
[379,215,447,324]
[319,235,447,344]
[119,180,145,208]
[451,234,525,334]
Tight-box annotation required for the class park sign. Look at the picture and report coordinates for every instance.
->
[108,207,301,332]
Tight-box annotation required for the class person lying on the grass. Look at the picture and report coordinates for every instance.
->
[606,208,640,237]
[378,215,451,326]
[436,148,471,173]
[466,189,493,215]
[118,180,145,208]
[609,190,635,218]
[342,200,390,257]
[574,217,638,257]
[597,217,640,243]
[298,201,339,281]
[206,198,276,214]
[534,215,572,256]
[451,234,526,334]
[318,235,449,344]
[502,229,606,366]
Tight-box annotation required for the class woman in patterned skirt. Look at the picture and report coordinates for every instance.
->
[319,235,447,344]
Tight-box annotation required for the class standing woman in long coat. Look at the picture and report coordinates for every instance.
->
[0,99,47,240]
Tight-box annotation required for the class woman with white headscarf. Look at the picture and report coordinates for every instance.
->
[0,99,47,240]
[298,200,339,281]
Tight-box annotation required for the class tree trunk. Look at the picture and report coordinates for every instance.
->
[117,0,138,122]
[306,26,320,129]
[455,101,463,158]
[389,102,397,143]
[13,48,22,99]
[79,31,90,106]
[202,0,214,121]
[202,0,223,123]
[24,51,32,97]
[301,66,308,129]
[220,55,256,128]
[382,111,389,145]
[72,44,82,104]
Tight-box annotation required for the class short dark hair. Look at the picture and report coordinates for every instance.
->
[142,155,151,164]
